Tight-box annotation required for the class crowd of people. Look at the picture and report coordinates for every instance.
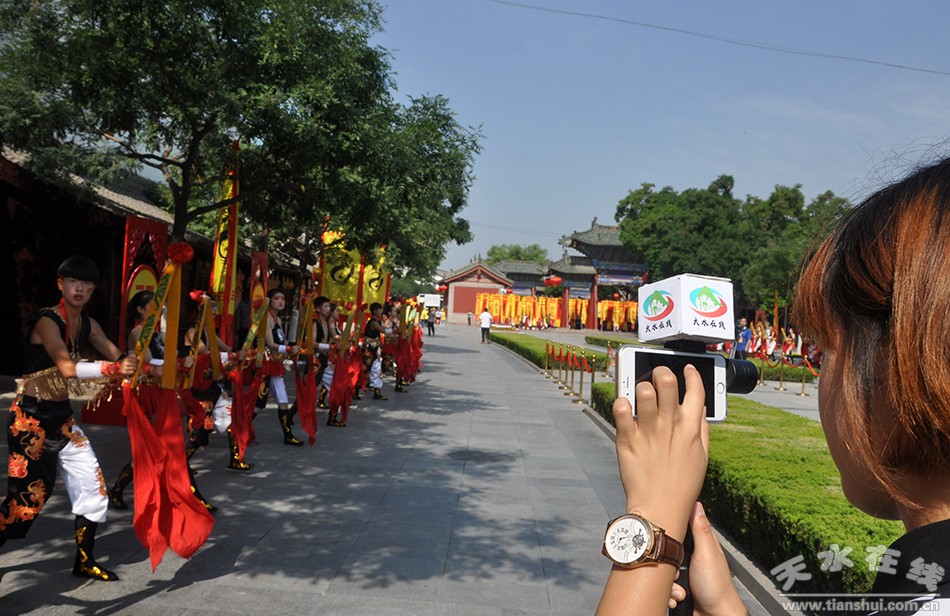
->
[0,261,423,581]
[731,317,822,367]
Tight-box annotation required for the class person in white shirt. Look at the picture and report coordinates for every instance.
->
[478,309,492,344]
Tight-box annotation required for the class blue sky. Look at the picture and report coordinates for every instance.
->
[372,0,950,273]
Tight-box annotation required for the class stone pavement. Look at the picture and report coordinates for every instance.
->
[0,324,802,615]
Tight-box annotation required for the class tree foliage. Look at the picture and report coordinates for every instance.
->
[0,0,480,279]
[484,243,549,266]
[615,176,851,312]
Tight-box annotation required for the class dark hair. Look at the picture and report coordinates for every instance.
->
[127,291,155,326]
[793,156,950,508]
[267,287,285,300]
[328,303,339,313]
[314,295,330,309]
[57,255,99,284]
[370,302,382,313]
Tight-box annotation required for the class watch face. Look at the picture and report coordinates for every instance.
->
[604,516,652,565]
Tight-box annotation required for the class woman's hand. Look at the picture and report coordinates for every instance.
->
[669,503,747,616]
[613,364,710,541]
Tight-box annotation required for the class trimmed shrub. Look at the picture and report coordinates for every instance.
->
[492,332,608,373]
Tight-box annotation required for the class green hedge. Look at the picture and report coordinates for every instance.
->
[492,332,608,373]
[584,333,639,349]
[496,334,900,600]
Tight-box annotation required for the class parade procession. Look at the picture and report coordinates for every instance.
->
[0,168,427,579]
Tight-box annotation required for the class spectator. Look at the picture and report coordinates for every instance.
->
[426,306,436,336]
[734,317,751,359]
[478,308,492,344]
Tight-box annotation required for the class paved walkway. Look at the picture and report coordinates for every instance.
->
[0,324,804,615]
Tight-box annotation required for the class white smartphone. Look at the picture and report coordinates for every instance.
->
[615,345,728,422]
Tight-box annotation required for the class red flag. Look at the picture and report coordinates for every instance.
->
[231,366,261,458]
[295,356,318,445]
[124,383,214,570]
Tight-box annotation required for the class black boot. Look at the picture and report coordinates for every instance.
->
[278,408,303,446]
[255,380,269,410]
[72,516,119,581]
[227,430,254,471]
[188,467,217,513]
[352,386,361,400]
[186,410,212,459]
[108,463,133,510]
[318,385,329,409]
[372,387,388,401]
[394,380,407,393]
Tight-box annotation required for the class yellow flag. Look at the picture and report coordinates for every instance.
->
[320,230,361,305]
[361,251,389,308]
[210,168,239,330]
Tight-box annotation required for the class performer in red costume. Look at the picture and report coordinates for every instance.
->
[262,289,303,446]
[0,256,137,581]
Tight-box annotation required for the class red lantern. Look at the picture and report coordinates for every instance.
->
[546,275,562,286]
[613,293,620,300]
[437,284,448,292]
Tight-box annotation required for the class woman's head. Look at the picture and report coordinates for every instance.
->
[128,290,155,325]
[267,288,286,310]
[793,157,950,514]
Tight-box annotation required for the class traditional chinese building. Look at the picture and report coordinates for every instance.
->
[559,217,647,329]
[547,251,596,328]
[440,260,512,324]
[489,260,545,295]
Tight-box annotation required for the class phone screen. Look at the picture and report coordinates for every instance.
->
[617,347,728,420]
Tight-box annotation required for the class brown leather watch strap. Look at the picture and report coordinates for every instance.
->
[654,531,685,567]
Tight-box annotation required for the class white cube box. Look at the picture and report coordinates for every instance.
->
[637,274,735,344]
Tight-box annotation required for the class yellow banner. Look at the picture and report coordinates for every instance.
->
[361,252,389,308]
[320,230,361,305]
[210,169,239,317]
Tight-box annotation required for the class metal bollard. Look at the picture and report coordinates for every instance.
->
[565,347,576,396]
[775,358,787,391]
[574,352,585,404]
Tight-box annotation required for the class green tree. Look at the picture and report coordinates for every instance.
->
[738,186,850,313]
[485,244,549,265]
[0,1,480,278]
[614,176,851,313]
[388,276,431,300]
[615,176,746,295]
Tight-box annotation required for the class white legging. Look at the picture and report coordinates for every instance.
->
[368,358,383,389]
[212,393,232,433]
[321,363,335,390]
[269,375,289,405]
[60,424,109,524]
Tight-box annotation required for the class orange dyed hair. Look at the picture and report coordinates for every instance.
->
[793,158,950,507]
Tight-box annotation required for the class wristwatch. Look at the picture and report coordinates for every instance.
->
[601,513,685,569]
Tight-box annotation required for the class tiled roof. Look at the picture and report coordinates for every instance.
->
[559,217,625,248]
[3,149,295,263]
[548,252,596,276]
[489,260,546,276]
[443,260,513,286]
